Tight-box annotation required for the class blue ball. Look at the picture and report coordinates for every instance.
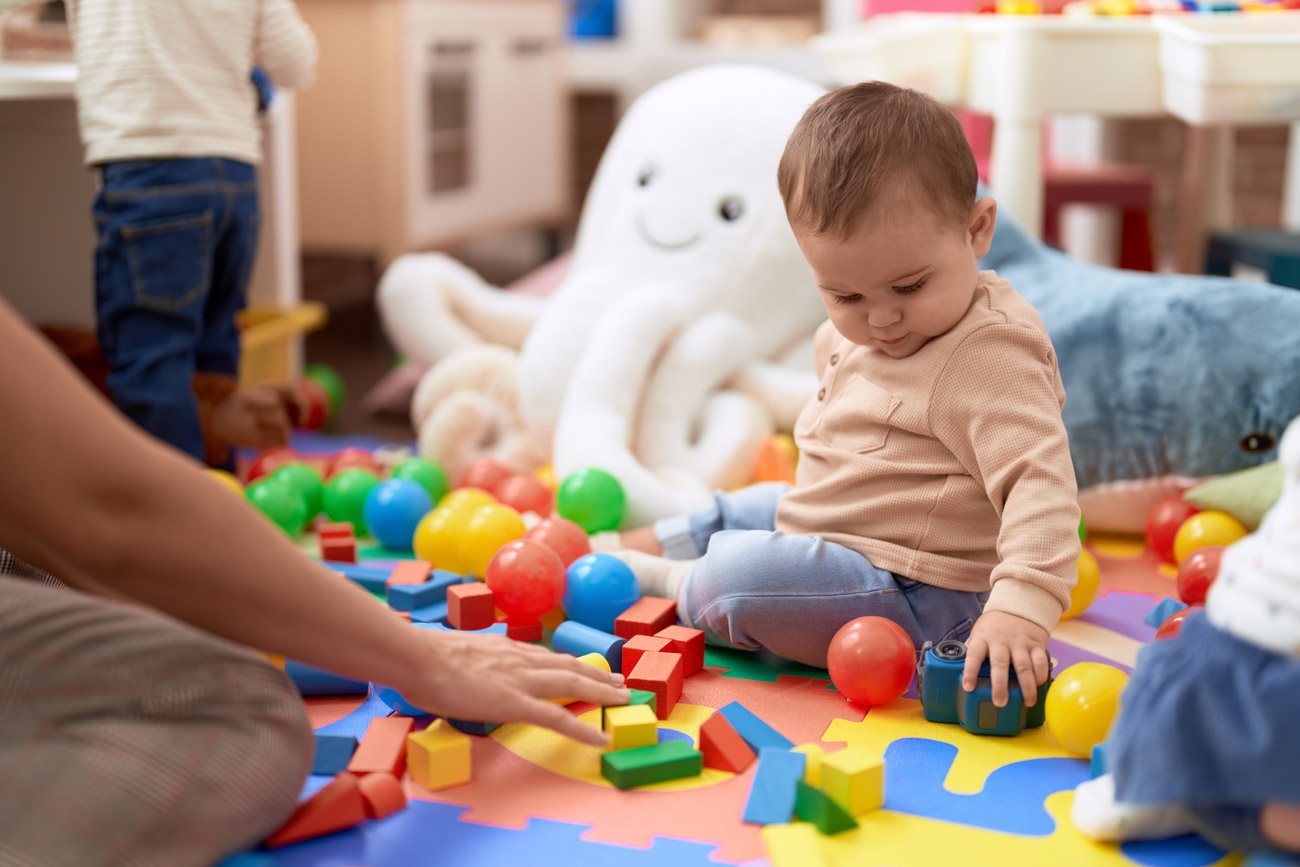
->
[363,478,433,551]
[562,553,641,633]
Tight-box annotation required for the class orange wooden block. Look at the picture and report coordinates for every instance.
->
[448,583,495,630]
[753,437,797,484]
[655,625,705,676]
[387,559,433,588]
[348,716,416,777]
[319,522,355,540]
[699,710,756,773]
[625,650,684,720]
[357,772,408,819]
[320,539,357,563]
[614,597,678,640]
[621,634,673,674]
[264,772,367,848]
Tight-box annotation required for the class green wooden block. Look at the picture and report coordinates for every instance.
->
[795,779,858,835]
[601,740,702,789]
[602,689,658,730]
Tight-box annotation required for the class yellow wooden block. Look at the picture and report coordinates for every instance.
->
[792,743,826,786]
[605,704,658,752]
[406,719,471,791]
[578,652,611,674]
[821,749,884,816]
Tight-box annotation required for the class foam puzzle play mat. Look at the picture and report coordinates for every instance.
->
[216,433,1249,867]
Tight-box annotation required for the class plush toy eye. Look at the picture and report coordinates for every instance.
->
[718,196,745,222]
[637,166,656,188]
[1240,432,1276,453]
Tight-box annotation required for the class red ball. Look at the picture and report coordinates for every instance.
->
[524,517,592,567]
[246,446,300,485]
[292,378,331,430]
[1155,605,1199,641]
[485,538,567,623]
[328,447,381,479]
[460,458,513,496]
[826,616,916,707]
[496,474,554,517]
[1176,545,1224,606]
[1145,496,1200,564]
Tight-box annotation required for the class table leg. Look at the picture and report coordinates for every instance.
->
[991,117,1044,240]
[1173,124,1233,274]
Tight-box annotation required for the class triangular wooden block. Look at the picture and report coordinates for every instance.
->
[699,711,756,773]
[357,772,408,820]
[264,773,367,848]
[795,779,858,835]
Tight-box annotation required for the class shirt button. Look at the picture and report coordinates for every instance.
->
[829,353,839,366]
[817,387,826,401]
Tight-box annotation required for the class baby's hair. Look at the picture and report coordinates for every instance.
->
[778,81,978,239]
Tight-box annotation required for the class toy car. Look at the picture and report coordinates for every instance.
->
[916,639,1052,736]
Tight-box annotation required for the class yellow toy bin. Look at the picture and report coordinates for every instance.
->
[236,302,328,388]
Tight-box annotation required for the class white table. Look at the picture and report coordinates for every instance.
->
[813,12,1300,270]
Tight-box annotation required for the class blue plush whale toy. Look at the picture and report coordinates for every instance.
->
[981,199,1300,532]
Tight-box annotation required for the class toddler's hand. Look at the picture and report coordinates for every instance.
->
[395,629,629,748]
[211,383,306,449]
[961,610,1051,708]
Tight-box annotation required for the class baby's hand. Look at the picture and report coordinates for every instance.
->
[961,610,1051,708]
[211,383,305,450]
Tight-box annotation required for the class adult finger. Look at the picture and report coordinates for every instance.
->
[516,697,610,748]
[521,667,628,708]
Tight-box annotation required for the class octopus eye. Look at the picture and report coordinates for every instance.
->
[637,165,656,188]
[1240,432,1276,453]
[718,196,745,222]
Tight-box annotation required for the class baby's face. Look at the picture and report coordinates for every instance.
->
[796,195,996,359]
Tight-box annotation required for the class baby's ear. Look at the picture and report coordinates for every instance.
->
[968,197,998,258]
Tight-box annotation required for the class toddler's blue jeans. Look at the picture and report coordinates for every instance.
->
[654,483,988,667]
[94,158,261,461]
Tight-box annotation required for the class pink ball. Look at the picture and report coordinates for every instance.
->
[524,517,591,567]
[827,616,916,707]
[485,538,567,623]
[496,474,554,517]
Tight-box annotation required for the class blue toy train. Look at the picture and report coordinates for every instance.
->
[917,639,1052,737]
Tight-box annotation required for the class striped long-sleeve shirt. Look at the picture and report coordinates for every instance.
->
[44,0,317,165]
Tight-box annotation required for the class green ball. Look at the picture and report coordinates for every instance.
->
[324,468,381,535]
[272,462,325,520]
[555,467,626,533]
[246,478,309,537]
[1079,515,1088,543]
[390,456,449,505]
[304,363,346,416]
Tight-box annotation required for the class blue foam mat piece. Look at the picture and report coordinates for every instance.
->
[1120,836,1231,867]
[254,799,727,867]
[312,688,394,739]
[310,734,358,775]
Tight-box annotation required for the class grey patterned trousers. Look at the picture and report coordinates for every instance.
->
[0,550,313,866]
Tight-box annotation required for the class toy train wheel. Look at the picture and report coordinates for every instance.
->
[933,640,966,661]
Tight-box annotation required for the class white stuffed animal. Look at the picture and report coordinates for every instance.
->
[378,64,830,526]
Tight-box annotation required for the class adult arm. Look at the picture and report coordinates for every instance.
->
[0,296,625,744]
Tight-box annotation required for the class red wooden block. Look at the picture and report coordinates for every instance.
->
[655,625,705,676]
[448,583,496,630]
[699,710,756,773]
[264,772,367,848]
[320,539,357,563]
[387,559,433,588]
[348,716,416,777]
[614,597,678,640]
[625,650,684,720]
[621,634,673,675]
[507,621,543,642]
[318,522,355,541]
[358,772,408,819]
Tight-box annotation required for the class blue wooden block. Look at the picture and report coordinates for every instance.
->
[284,660,370,697]
[323,562,390,594]
[1144,596,1185,628]
[719,701,793,752]
[552,620,627,672]
[742,748,806,825]
[1090,742,1109,779]
[375,685,430,716]
[449,718,501,736]
[386,570,462,611]
[409,600,450,624]
[311,733,358,775]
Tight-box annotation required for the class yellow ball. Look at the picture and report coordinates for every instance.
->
[1062,549,1101,621]
[413,507,470,574]
[458,503,526,578]
[1045,662,1130,756]
[207,468,244,497]
[773,433,800,470]
[438,487,497,514]
[1173,510,1248,564]
[534,464,556,491]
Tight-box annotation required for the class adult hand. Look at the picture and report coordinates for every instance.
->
[395,629,629,747]
[961,610,1051,708]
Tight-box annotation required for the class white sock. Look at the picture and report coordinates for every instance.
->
[611,550,694,601]
[1071,775,1198,842]
[588,531,625,554]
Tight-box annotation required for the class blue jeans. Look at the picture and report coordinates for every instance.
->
[94,158,261,461]
[655,483,988,667]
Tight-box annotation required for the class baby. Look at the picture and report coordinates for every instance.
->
[1072,415,1300,855]
[609,81,1081,706]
